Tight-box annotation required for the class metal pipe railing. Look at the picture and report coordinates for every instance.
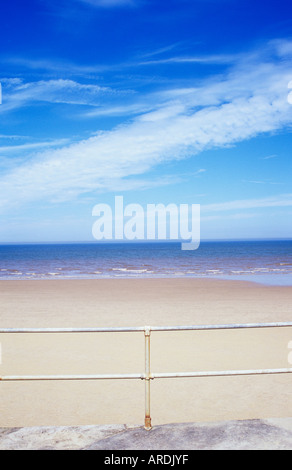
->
[144,326,152,430]
[1,321,292,430]
[1,321,292,333]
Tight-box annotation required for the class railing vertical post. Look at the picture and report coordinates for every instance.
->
[144,326,152,430]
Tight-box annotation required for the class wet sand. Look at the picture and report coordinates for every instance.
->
[0,278,291,427]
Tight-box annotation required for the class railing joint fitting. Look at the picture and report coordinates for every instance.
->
[144,326,151,336]
[145,374,154,381]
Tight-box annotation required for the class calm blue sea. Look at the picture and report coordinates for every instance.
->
[0,240,292,286]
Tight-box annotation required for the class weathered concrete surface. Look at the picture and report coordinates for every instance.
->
[86,418,292,450]
[1,419,292,450]
[0,424,139,451]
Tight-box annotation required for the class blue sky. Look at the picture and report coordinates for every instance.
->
[0,0,292,242]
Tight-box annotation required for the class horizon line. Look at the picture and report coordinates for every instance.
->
[0,238,291,245]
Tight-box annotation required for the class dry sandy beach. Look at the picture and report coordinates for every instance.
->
[0,278,291,428]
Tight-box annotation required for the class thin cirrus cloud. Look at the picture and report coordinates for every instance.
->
[202,194,292,213]
[0,41,291,213]
[0,78,116,112]
[0,139,71,154]
[261,154,278,160]
[3,57,110,77]
[137,53,240,67]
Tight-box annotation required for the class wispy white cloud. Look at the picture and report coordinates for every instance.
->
[3,57,109,76]
[137,43,183,60]
[242,179,284,185]
[138,53,239,67]
[0,139,70,154]
[83,102,153,118]
[260,154,278,160]
[0,40,291,213]
[0,134,31,140]
[0,79,116,112]
[202,194,292,213]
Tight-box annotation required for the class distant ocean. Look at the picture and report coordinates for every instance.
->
[0,240,292,286]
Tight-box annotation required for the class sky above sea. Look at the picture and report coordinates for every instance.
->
[0,0,292,243]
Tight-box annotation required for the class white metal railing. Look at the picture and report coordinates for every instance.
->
[1,321,292,430]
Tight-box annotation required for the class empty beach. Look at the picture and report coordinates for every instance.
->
[0,278,291,428]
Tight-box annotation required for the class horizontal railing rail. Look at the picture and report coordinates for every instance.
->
[1,321,292,430]
[1,321,292,333]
